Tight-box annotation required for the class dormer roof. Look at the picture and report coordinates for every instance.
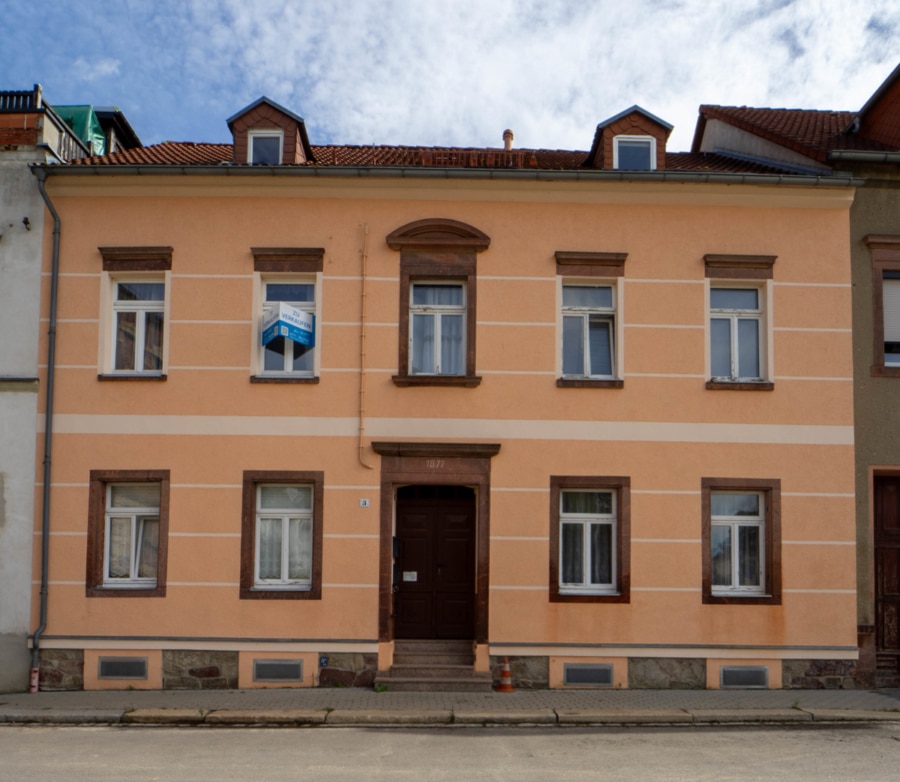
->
[585,105,672,170]
[227,96,314,164]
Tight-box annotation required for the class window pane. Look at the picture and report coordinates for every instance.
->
[440,313,464,375]
[562,315,584,375]
[711,525,732,586]
[107,517,132,579]
[259,485,312,510]
[143,311,164,371]
[251,136,280,164]
[710,318,731,377]
[563,286,612,308]
[562,491,613,515]
[265,284,314,303]
[288,518,312,580]
[110,484,160,509]
[264,335,288,371]
[738,525,761,587]
[737,318,760,378]
[116,282,164,302]
[588,317,612,376]
[292,342,314,372]
[114,311,136,371]
[711,493,760,517]
[589,523,613,584]
[411,313,435,374]
[561,523,583,584]
[136,517,159,579]
[412,284,463,306]
[711,288,758,310]
[616,139,652,170]
[258,518,282,580]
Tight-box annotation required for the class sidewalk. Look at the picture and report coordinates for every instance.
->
[2,686,900,727]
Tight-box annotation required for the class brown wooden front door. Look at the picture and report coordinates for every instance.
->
[875,476,900,659]
[393,485,476,640]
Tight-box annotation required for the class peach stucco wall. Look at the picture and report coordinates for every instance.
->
[34,174,855,686]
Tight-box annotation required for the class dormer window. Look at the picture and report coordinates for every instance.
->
[614,136,656,170]
[249,130,283,165]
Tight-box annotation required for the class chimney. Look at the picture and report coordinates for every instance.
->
[503,129,514,151]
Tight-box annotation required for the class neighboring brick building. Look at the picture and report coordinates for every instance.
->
[29,95,858,691]
[693,61,900,687]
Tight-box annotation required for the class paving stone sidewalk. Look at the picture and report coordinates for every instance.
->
[2,687,900,727]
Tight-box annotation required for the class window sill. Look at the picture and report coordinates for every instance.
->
[871,364,900,378]
[98,373,167,382]
[392,375,482,388]
[551,590,628,604]
[250,375,320,384]
[706,380,774,391]
[240,586,320,600]
[557,378,624,389]
[703,593,779,606]
[86,585,165,598]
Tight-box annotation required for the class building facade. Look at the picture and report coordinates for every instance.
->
[31,98,858,691]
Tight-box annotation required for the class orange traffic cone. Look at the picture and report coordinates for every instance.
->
[496,656,515,693]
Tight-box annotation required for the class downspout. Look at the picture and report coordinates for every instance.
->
[29,169,60,692]
[358,223,374,470]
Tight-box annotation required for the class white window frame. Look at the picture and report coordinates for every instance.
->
[248,129,283,165]
[103,483,160,588]
[708,283,768,382]
[254,484,314,590]
[257,275,319,377]
[560,282,618,379]
[558,489,618,595]
[613,135,656,171]
[882,275,900,366]
[710,491,766,596]
[107,275,168,376]
[408,281,466,376]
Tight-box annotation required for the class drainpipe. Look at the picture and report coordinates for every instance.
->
[29,169,60,692]
[358,223,374,470]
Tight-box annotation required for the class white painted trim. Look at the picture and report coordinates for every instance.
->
[488,645,857,660]
[36,639,379,653]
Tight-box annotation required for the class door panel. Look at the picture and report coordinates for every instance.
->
[394,487,476,640]
[875,477,900,654]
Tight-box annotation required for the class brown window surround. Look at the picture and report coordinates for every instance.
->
[549,475,630,603]
[98,247,172,382]
[85,469,170,598]
[701,477,781,606]
[250,248,324,384]
[556,251,627,389]
[387,219,490,387]
[865,235,900,378]
[705,254,776,392]
[240,470,324,600]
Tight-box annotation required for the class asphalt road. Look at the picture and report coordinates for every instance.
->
[1,724,899,781]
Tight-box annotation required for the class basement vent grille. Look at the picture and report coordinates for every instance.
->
[720,666,768,688]
[253,659,303,682]
[98,657,148,680]
[563,663,613,687]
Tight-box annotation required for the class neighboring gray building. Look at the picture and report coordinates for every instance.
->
[692,62,900,687]
[0,86,138,691]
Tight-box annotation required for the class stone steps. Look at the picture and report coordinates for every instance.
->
[375,640,493,692]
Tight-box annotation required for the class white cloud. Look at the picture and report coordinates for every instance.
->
[70,57,121,82]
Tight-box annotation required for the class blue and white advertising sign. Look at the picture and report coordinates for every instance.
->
[261,302,315,347]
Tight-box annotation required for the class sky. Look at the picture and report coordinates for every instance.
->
[3,0,899,153]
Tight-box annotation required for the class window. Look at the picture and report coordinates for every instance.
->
[248,130,283,164]
[865,235,900,377]
[98,246,172,380]
[701,478,781,605]
[387,219,490,388]
[709,287,763,381]
[240,471,323,600]
[614,136,655,170]
[704,254,775,391]
[561,285,615,379]
[86,470,169,597]
[260,279,316,376]
[251,247,324,383]
[409,282,465,375]
[550,476,630,603]
[112,280,165,373]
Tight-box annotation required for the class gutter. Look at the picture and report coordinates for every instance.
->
[29,166,60,693]
[34,162,862,188]
[828,150,900,164]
